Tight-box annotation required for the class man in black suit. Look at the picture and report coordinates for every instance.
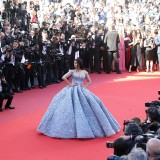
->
[0,70,15,112]
[94,30,104,74]
[104,25,121,74]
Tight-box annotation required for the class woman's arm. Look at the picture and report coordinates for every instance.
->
[62,71,72,86]
[84,71,91,88]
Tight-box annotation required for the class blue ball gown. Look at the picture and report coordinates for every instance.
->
[37,70,120,139]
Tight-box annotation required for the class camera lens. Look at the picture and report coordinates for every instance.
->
[106,141,114,148]
[145,102,150,107]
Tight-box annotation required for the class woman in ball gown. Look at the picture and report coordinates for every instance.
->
[37,58,120,139]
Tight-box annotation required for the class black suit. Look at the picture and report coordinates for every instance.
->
[104,30,121,74]
[95,34,103,73]
[0,79,13,110]
[86,38,95,72]
[4,34,14,45]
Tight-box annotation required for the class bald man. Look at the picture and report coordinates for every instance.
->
[146,138,160,160]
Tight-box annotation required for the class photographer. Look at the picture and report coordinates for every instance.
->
[24,29,39,89]
[11,40,25,92]
[23,44,36,90]
[0,70,15,112]
[145,105,160,123]
[4,26,14,45]
[107,137,132,160]
[1,45,14,94]
[67,35,79,69]
[107,120,144,159]
[49,37,62,83]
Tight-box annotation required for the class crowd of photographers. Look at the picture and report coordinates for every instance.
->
[107,98,160,160]
[0,1,72,94]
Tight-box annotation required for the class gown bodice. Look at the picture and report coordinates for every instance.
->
[70,70,88,86]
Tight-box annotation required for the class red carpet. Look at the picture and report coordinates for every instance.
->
[0,71,160,160]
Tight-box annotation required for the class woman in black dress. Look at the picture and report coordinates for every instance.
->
[144,32,155,73]
[128,30,140,73]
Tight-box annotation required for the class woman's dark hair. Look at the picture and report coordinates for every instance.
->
[75,58,84,69]
[12,40,20,47]
[154,28,158,35]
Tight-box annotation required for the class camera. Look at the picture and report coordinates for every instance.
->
[158,90,160,100]
[34,5,40,11]
[135,132,156,150]
[145,100,160,108]
[135,132,155,144]
[106,141,114,148]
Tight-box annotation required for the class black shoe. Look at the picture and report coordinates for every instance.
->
[0,108,3,112]
[5,106,15,109]
[31,86,35,89]
[106,71,110,74]
[39,86,43,89]
[117,71,121,74]
[43,85,47,88]
[25,87,31,90]
[15,90,23,93]
[98,71,101,74]
[24,87,31,91]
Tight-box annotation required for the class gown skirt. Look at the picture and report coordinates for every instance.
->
[37,85,120,139]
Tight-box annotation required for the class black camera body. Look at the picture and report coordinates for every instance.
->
[106,141,114,148]
[135,132,156,150]
[145,101,160,108]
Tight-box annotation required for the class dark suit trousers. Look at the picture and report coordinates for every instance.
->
[0,92,13,109]
[107,51,120,73]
